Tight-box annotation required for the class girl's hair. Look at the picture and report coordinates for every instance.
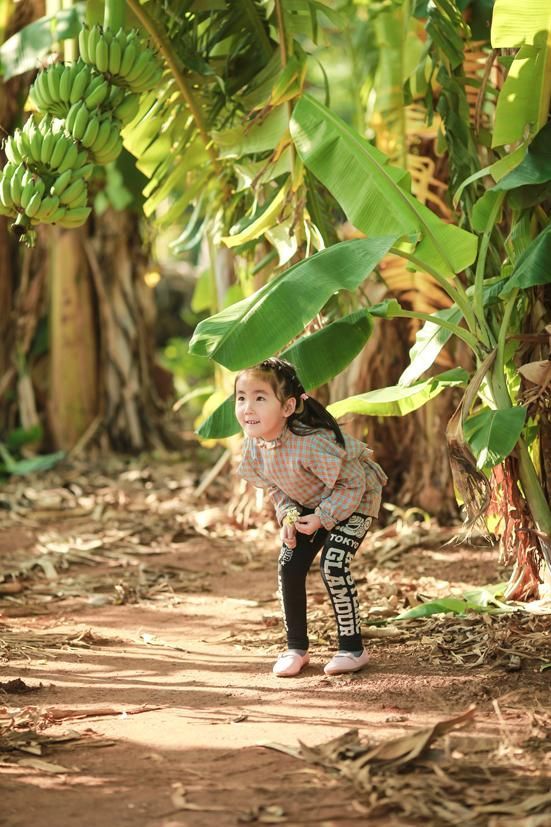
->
[236,357,345,447]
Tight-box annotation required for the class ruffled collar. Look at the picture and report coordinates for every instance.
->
[256,426,290,450]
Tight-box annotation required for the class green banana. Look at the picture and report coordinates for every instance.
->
[95,132,122,164]
[95,36,109,73]
[81,116,100,149]
[113,93,140,125]
[119,41,137,78]
[75,150,89,169]
[90,118,113,154]
[72,162,95,181]
[59,65,73,102]
[78,26,90,64]
[107,83,125,108]
[108,37,122,75]
[125,50,153,85]
[86,26,102,67]
[49,134,70,170]
[13,132,27,161]
[57,143,80,175]
[51,168,73,196]
[93,125,119,158]
[133,61,163,93]
[0,175,14,209]
[50,206,67,223]
[9,164,25,203]
[25,191,43,218]
[84,78,110,109]
[65,101,80,135]
[58,205,91,227]
[0,203,16,217]
[29,128,43,162]
[59,178,86,206]
[33,72,51,108]
[35,194,59,221]
[46,63,63,102]
[40,130,56,165]
[20,180,35,210]
[72,103,90,141]
[69,63,91,104]
[29,80,45,111]
[4,138,21,165]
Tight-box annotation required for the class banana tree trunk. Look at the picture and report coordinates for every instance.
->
[48,227,99,449]
[84,207,169,451]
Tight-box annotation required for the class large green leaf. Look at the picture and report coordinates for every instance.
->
[0,444,65,476]
[290,93,477,277]
[500,224,551,295]
[327,368,468,419]
[464,406,527,468]
[491,0,551,146]
[189,236,397,369]
[398,306,463,386]
[0,6,84,79]
[493,121,551,190]
[197,307,375,439]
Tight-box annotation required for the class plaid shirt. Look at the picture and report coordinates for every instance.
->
[237,427,387,529]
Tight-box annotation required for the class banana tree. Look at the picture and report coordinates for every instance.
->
[189,0,551,598]
[0,0,170,452]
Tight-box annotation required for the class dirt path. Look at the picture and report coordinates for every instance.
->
[1,460,550,826]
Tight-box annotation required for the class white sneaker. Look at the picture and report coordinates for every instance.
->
[324,649,369,676]
[272,651,310,677]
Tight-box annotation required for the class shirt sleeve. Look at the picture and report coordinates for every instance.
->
[304,432,366,530]
[267,486,300,525]
[237,440,298,524]
[236,439,271,489]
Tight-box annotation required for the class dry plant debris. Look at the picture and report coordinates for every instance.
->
[0,704,116,774]
[266,707,551,825]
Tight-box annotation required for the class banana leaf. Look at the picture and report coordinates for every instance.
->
[398,305,463,387]
[0,6,84,79]
[290,93,477,277]
[500,224,551,295]
[189,236,397,369]
[327,368,468,419]
[464,406,527,469]
[197,307,375,439]
[493,121,551,189]
[0,444,65,476]
[491,0,551,145]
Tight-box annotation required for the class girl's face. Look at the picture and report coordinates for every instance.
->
[235,373,296,441]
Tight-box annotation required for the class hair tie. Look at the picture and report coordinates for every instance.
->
[300,393,308,400]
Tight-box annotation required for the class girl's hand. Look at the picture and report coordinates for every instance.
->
[281,523,297,548]
[295,514,322,535]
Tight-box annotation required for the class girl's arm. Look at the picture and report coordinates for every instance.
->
[268,485,300,525]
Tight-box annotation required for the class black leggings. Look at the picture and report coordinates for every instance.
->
[277,510,372,652]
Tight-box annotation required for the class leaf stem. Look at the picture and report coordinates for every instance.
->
[104,0,125,30]
[394,248,479,334]
[474,191,504,348]
[390,307,480,352]
[126,0,222,177]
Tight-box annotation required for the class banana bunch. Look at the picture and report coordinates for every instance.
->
[5,117,89,175]
[64,102,124,163]
[30,61,92,118]
[1,19,163,240]
[0,161,91,227]
[78,24,162,93]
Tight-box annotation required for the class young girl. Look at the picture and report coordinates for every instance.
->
[235,357,387,678]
